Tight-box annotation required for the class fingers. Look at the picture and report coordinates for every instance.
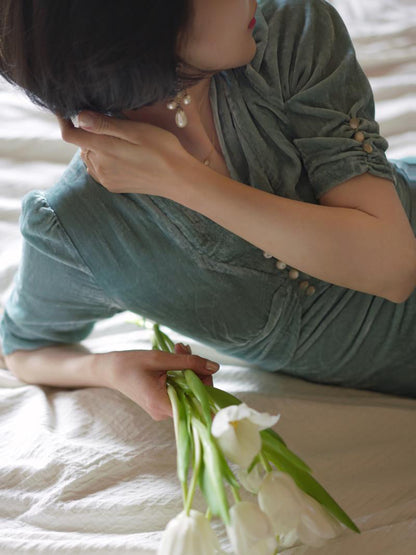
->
[147,350,220,376]
[174,342,192,355]
[140,370,173,421]
[173,344,213,386]
[74,111,147,144]
[56,116,104,150]
[143,348,219,420]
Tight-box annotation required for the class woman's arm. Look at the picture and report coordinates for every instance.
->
[172,160,416,303]
[58,115,416,303]
[5,345,219,420]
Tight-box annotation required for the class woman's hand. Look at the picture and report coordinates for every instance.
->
[99,344,220,421]
[57,112,193,197]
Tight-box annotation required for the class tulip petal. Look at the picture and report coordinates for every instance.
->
[264,450,360,534]
[227,502,278,555]
[237,464,265,494]
[212,404,280,469]
[298,492,342,540]
[278,528,300,548]
[258,473,302,535]
[212,403,279,436]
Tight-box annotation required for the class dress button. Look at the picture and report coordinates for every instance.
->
[276,260,287,270]
[349,117,360,130]
[363,143,373,154]
[288,269,299,280]
[299,280,309,291]
[354,131,365,143]
[263,251,273,259]
[306,285,316,296]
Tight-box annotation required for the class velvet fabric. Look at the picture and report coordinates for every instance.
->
[1,0,415,396]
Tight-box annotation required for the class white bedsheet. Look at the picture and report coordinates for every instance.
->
[0,1,415,553]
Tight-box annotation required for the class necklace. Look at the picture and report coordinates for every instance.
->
[166,89,218,167]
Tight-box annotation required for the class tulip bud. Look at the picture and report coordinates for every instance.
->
[158,510,221,555]
[258,472,341,548]
[227,501,278,555]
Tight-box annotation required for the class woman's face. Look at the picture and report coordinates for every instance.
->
[179,0,258,71]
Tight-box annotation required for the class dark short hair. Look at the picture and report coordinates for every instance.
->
[0,0,207,118]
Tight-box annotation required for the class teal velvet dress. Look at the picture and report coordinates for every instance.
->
[1,0,415,397]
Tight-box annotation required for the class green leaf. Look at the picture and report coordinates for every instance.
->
[260,426,288,448]
[192,418,230,525]
[264,447,360,534]
[260,430,311,473]
[198,459,226,520]
[205,385,242,410]
[184,370,213,427]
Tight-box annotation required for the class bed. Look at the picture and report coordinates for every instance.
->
[0,1,415,553]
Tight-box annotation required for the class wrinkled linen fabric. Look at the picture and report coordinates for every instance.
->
[1,0,415,398]
[0,341,416,554]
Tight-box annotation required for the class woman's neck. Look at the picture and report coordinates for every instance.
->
[123,77,220,166]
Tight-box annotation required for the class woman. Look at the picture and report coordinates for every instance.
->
[0,0,415,420]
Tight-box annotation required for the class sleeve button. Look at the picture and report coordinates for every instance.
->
[263,251,273,259]
[354,131,365,143]
[306,285,316,296]
[363,143,373,154]
[299,280,309,291]
[349,117,360,129]
[276,260,287,270]
[288,269,299,280]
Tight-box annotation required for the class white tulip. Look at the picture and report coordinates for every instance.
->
[211,403,280,469]
[258,472,341,549]
[157,510,221,555]
[296,490,343,548]
[227,501,278,555]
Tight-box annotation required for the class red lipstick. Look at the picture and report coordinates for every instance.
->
[248,17,256,29]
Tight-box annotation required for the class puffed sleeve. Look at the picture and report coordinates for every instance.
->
[281,0,395,199]
[0,191,121,355]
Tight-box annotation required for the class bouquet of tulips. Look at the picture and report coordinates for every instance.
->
[152,324,359,554]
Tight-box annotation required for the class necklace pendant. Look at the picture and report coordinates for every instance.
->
[175,108,188,128]
[203,158,210,166]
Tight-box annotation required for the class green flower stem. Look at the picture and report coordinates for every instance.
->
[260,452,272,473]
[167,384,190,505]
[167,372,188,390]
[231,485,241,504]
[153,323,172,352]
[185,423,203,516]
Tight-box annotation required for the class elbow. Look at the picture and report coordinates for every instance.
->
[384,258,416,304]
[4,351,31,383]
[4,352,20,379]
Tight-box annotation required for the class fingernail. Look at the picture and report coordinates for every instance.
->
[185,344,191,353]
[206,361,220,372]
[78,112,95,129]
[71,115,80,128]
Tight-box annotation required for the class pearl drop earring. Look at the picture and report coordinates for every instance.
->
[166,89,192,128]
